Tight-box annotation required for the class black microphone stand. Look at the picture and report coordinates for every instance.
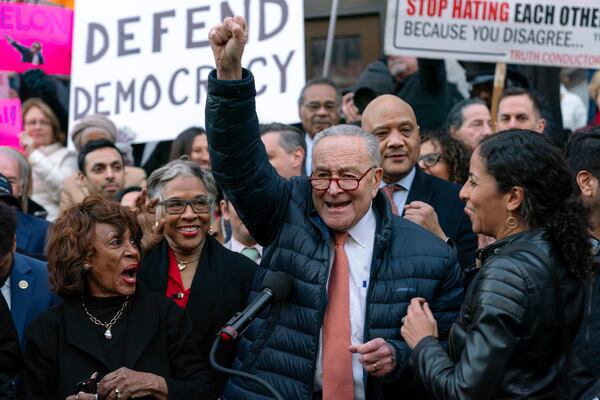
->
[209,336,284,400]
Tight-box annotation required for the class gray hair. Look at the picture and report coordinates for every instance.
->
[147,158,218,215]
[447,98,487,131]
[313,124,381,168]
[0,146,31,207]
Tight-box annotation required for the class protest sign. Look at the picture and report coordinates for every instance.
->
[69,0,305,144]
[0,99,23,148]
[0,3,73,74]
[385,0,600,68]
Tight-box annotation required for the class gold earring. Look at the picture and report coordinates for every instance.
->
[83,263,91,271]
[506,211,518,229]
[208,226,214,235]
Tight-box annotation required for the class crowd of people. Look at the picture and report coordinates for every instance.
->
[1,14,600,400]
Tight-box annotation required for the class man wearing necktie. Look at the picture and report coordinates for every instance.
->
[362,96,478,272]
[206,16,463,400]
[221,198,262,264]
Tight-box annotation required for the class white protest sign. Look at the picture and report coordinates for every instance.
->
[69,0,305,143]
[385,0,600,68]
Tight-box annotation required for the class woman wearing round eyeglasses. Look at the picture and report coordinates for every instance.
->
[418,130,470,185]
[20,98,77,220]
[137,159,257,396]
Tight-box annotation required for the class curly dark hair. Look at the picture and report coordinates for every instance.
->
[47,196,142,298]
[478,129,592,280]
[420,130,471,184]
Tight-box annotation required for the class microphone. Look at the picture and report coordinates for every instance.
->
[219,271,293,342]
[210,271,292,400]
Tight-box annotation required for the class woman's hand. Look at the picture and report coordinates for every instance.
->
[401,297,438,349]
[97,367,167,400]
[19,130,35,156]
[66,372,98,400]
[134,188,165,252]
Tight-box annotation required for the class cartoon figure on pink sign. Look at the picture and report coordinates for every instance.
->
[4,34,45,66]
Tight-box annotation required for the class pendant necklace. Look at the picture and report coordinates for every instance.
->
[175,255,201,271]
[83,297,129,340]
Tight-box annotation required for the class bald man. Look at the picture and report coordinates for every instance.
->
[362,95,477,272]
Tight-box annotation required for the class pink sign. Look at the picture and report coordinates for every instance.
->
[0,72,8,98]
[0,3,73,74]
[0,99,22,148]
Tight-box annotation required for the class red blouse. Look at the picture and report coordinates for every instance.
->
[165,248,191,308]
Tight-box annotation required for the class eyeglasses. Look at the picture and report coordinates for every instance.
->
[24,119,52,127]
[418,153,444,168]
[157,196,212,215]
[302,102,338,112]
[309,167,374,191]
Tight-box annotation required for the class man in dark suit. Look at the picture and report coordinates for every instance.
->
[0,202,57,349]
[362,94,477,271]
[4,34,44,65]
[0,174,49,257]
[0,294,21,398]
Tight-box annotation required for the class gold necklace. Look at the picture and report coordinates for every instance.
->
[82,297,129,340]
[175,255,201,271]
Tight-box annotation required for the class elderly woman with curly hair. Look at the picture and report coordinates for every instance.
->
[402,130,592,399]
[18,196,216,400]
[418,130,471,184]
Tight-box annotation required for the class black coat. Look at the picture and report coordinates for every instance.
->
[409,229,585,399]
[18,283,216,400]
[138,235,257,394]
[0,295,21,399]
[405,167,477,272]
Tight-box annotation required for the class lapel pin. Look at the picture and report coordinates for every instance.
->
[18,280,29,290]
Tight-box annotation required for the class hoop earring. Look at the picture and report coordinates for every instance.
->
[506,211,518,229]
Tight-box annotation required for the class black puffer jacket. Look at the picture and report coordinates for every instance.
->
[206,69,464,400]
[409,229,585,399]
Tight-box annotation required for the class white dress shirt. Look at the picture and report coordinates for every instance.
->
[1,279,11,310]
[379,167,416,213]
[305,133,314,175]
[227,237,263,264]
[314,207,376,400]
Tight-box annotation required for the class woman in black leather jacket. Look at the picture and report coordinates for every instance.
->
[401,129,593,399]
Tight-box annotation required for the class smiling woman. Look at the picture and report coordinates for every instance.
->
[18,196,216,400]
[138,159,257,396]
[402,130,593,399]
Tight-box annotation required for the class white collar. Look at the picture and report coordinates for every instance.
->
[380,166,416,191]
[346,207,376,249]
[230,236,263,255]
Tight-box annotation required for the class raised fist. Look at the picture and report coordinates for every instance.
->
[208,16,248,80]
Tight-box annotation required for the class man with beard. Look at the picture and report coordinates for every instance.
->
[77,140,125,202]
